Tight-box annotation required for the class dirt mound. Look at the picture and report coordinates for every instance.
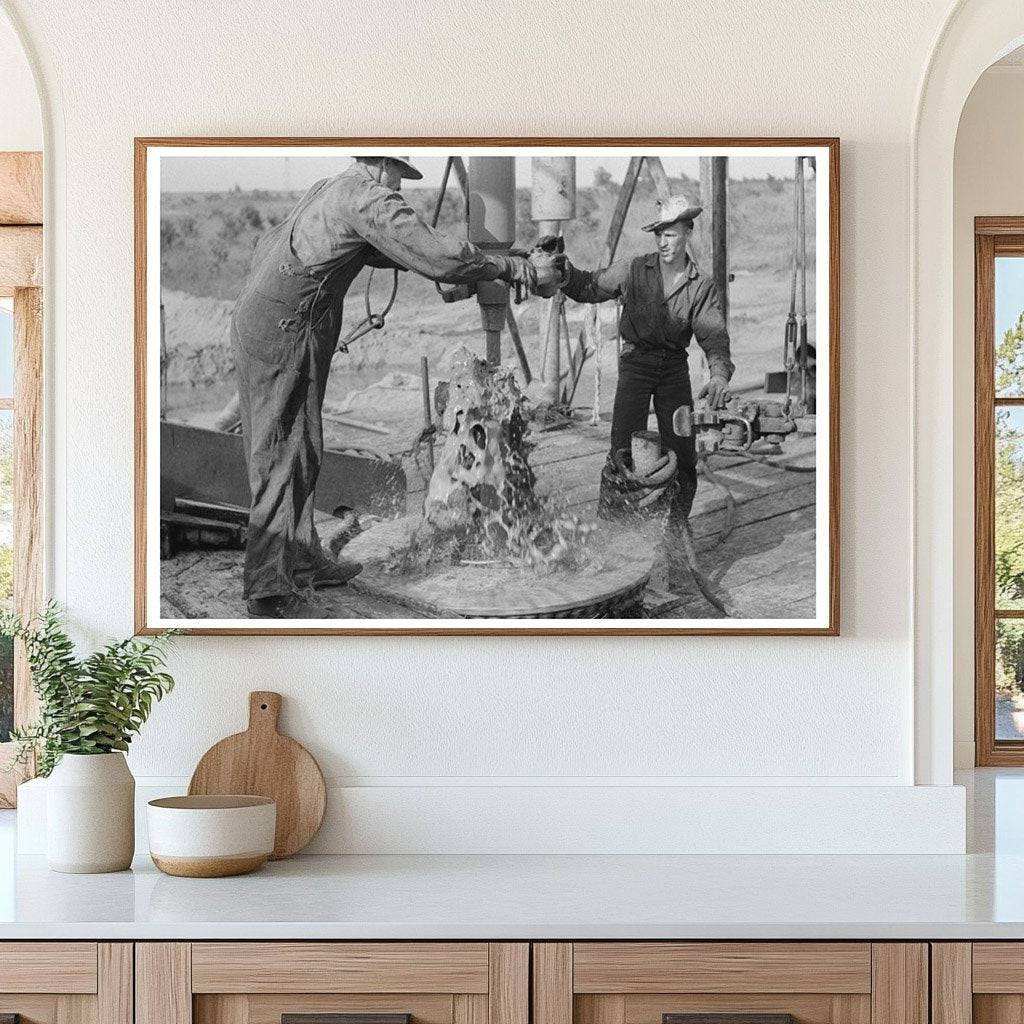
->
[161,289,235,387]
[160,285,500,387]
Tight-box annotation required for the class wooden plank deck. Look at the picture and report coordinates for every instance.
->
[159,413,818,622]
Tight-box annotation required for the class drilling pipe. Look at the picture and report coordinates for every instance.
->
[531,157,576,405]
[467,156,516,366]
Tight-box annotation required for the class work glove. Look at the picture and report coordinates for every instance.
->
[504,255,538,292]
[503,241,567,302]
[530,234,569,298]
[698,375,730,410]
[529,249,564,297]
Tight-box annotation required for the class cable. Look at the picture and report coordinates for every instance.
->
[334,266,400,355]
[720,450,816,473]
[678,518,729,616]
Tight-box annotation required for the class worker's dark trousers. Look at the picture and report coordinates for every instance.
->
[607,347,698,530]
[231,313,334,600]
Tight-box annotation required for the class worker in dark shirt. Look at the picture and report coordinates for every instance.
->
[232,155,554,618]
[560,193,734,532]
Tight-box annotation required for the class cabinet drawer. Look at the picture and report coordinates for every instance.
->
[0,942,130,1024]
[534,944,925,1024]
[139,942,528,1024]
[973,943,1024,992]
[572,944,872,994]
[0,942,98,993]
[191,943,490,993]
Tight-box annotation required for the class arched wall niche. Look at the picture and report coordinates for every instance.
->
[950,43,1024,769]
[913,0,1024,784]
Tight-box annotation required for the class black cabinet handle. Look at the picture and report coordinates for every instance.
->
[283,1015,411,1024]
[665,1015,797,1024]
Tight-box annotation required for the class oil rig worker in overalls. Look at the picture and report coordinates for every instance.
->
[559,194,734,533]
[231,156,553,619]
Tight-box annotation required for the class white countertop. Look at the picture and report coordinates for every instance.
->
[1,849,1023,940]
[1,769,1021,941]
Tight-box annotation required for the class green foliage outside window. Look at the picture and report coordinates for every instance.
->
[0,547,13,606]
[996,315,1024,607]
[998,621,1024,696]
[996,316,1024,696]
[998,311,1024,396]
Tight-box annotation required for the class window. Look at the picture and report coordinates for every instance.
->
[0,151,43,805]
[0,299,11,745]
[976,221,1024,764]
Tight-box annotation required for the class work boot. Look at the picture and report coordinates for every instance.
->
[302,553,363,589]
[246,593,327,619]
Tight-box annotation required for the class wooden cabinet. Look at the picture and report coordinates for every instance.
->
[0,942,132,1024]
[931,943,1024,1024]
[0,939,937,1024]
[532,944,928,1024]
[136,943,528,1024]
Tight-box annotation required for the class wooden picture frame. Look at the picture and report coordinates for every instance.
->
[135,137,840,636]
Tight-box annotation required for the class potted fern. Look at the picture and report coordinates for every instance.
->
[3,604,177,873]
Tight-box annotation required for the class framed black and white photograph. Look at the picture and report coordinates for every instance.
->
[135,138,839,635]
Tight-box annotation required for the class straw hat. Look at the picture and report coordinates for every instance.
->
[354,155,423,180]
[641,194,703,232]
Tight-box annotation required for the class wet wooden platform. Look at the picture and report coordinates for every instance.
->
[398,414,818,620]
[160,412,818,622]
[343,517,654,619]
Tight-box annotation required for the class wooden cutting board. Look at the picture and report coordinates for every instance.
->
[188,691,326,859]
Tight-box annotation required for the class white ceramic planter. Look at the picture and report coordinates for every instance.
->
[46,752,135,873]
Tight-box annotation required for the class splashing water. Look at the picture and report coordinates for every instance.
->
[386,348,595,575]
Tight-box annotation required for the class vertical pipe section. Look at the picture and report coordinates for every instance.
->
[468,156,516,365]
[531,157,576,223]
[420,355,434,475]
[711,156,728,324]
[796,156,810,407]
[159,302,167,418]
[540,266,563,406]
[482,325,502,368]
[468,156,516,249]
[698,156,713,264]
[532,157,577,406]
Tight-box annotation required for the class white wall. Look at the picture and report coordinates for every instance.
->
[0,8,39,151]
[952,64,1024,767]
[0,0,975,851]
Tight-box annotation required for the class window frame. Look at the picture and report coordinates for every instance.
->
[975,218,1024,765]
[0,151,43,806]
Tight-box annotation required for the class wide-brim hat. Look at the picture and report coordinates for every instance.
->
[354,155,424,180]
[641,193,703,232]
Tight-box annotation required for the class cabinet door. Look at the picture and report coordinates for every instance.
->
[534,944,927,1024]
[0,942,132,1024]
[937,943,1024,1024]
[137,943,528,1024]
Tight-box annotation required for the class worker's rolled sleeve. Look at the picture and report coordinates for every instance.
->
[692,280,734,381]
[562,259,630,304]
